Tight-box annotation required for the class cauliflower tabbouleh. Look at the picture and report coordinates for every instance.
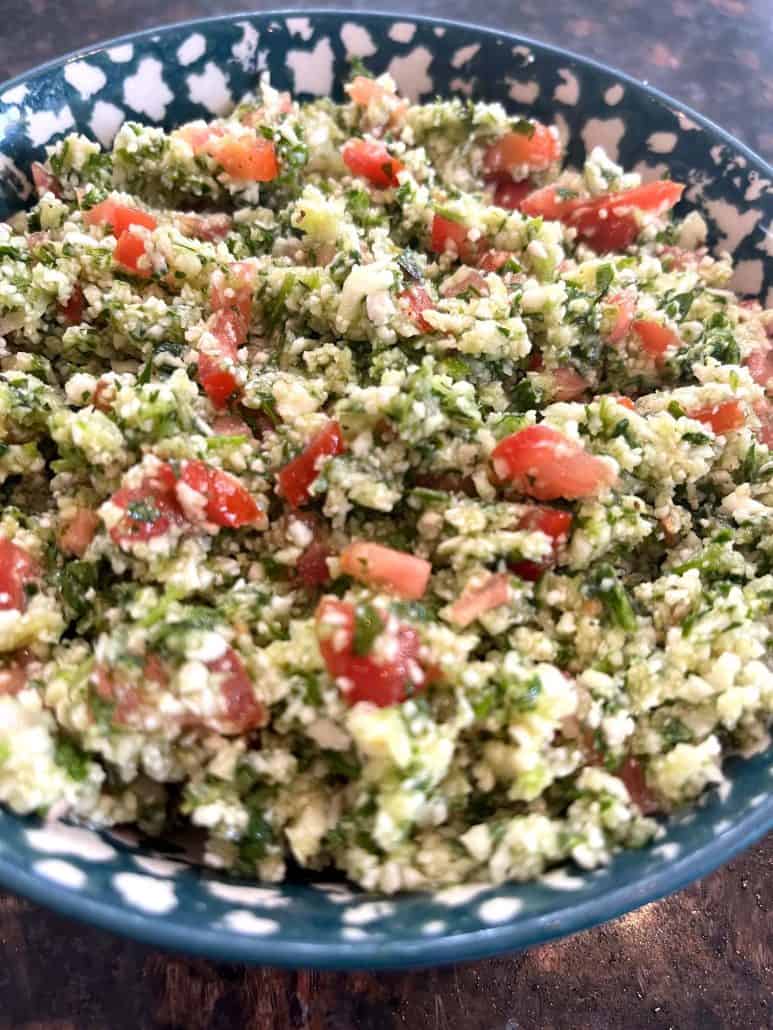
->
[0,70,771,893]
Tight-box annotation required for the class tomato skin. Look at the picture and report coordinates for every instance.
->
[511,505,573,580]
[109,470,183,547]
[339,541,432,600]
[399,285,434,332]
[746,347,773,391]
[0,539,40,612]
[632,319,680,362]
[617,756,659,815]
[431,214,476,262]
[522,180,684,253]
[342,139,404,188]
[551,366,589,402]
[277,421,346,507]
[198,309,245,409]
[114,231,152,277]
[85,199,158,235]
[491,177,533,210]
[31,162,62,198]
[58,284,85,325]
[59,508,100,557]
[492,425,617,501]
[447,573,510,628]
[604,291,636,343]
[689,400,745,435]
[316,597,429,707]
[179,460,263,528]
[214,136,278,181]
[484,124,560,176]
[210,646,267,734]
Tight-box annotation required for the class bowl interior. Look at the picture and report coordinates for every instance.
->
[0,10,771,968]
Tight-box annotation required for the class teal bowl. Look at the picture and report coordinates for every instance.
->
[0,10,770,969]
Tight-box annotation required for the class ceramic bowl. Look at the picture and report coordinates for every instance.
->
[0,10,771,969]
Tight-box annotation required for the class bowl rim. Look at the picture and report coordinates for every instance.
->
[0,7,771,970]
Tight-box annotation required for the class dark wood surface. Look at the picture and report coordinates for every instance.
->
[1,2,772,1027]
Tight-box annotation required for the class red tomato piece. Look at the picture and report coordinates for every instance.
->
[342,138,404,188]
[632,319,680,362]
[198,309,242,409]
[746,347,773,391]
[551,367,589,402]
[617,756,659,815]
[211,414,254,437]
[491,177,533,211]
[755,400,773,447]
[492,425,617,501]
[297,539,332,588]
[85,198,158,234]
[0,539,40,612]
[213,136,279,182]
[31,162,62,198]
[399,285,434,332]
[688,400,745,435]
[277,421,346,507]
[484,124,560,176]
[346,76,391,105]
[179,460,263,528]
[316,597,429,707]
[431,213,478,262]
[511,505,573,580]
[520,184,569,220]
[209,646,267,734]
[339,541,432,600]
[0,651,32,696]
[604,291,636,343]
[109,466,182,546]
[114,231,152,277]
[477,249,514,273]
[59,508,100,557]
[178,212,232,242]
[58,284,85,325]
[612,395,636,411]
[447,573,510,628]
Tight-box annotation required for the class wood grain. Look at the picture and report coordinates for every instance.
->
[0,836,770,1030]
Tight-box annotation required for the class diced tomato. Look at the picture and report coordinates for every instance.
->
[440,268,490,299]
[210,260,257,333]
[612,395,636,411]
[477,249,513,273]
[447,573,511,628]
[59,508,100,557]
[754,400,773,447]
[617,756,659,815]
[178,460,263,528]
[198,310,242,409]
[209,646,267,734]
[492,425,617,501]
[520,183,569,220]
[528,351,544,372]
[430,213,482,263]
[399,285,434,332]
[551,367,589,402]
[0,539,40,612]
[316,597,430,707]
[689,400,745,435]
[0,652,32,695]
[114,231,152,277]
[178,212,232,241]
[177,123,218,150]
[31,161,62,198]
[522,180,684,253]
[58,284,85,325]
[604,291,636,343]
[92,378,116,412]
[746,347,773,391]
[211,414,254,437]
[108,465,182,546]
[214,136,279,181]
[511,505,573,580]
[632,319,680,362]
[346,76,391,105]
[342,138,404,188]
[297,539,332,588]
[484,124,560,176]
[339,541,431,600]
[277,421,346,507]
[85,198,158,235]
[491,177,533,210]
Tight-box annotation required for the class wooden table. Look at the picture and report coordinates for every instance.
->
[0,2,771,1026]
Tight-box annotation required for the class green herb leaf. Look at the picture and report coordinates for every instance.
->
[352,603,383,656]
